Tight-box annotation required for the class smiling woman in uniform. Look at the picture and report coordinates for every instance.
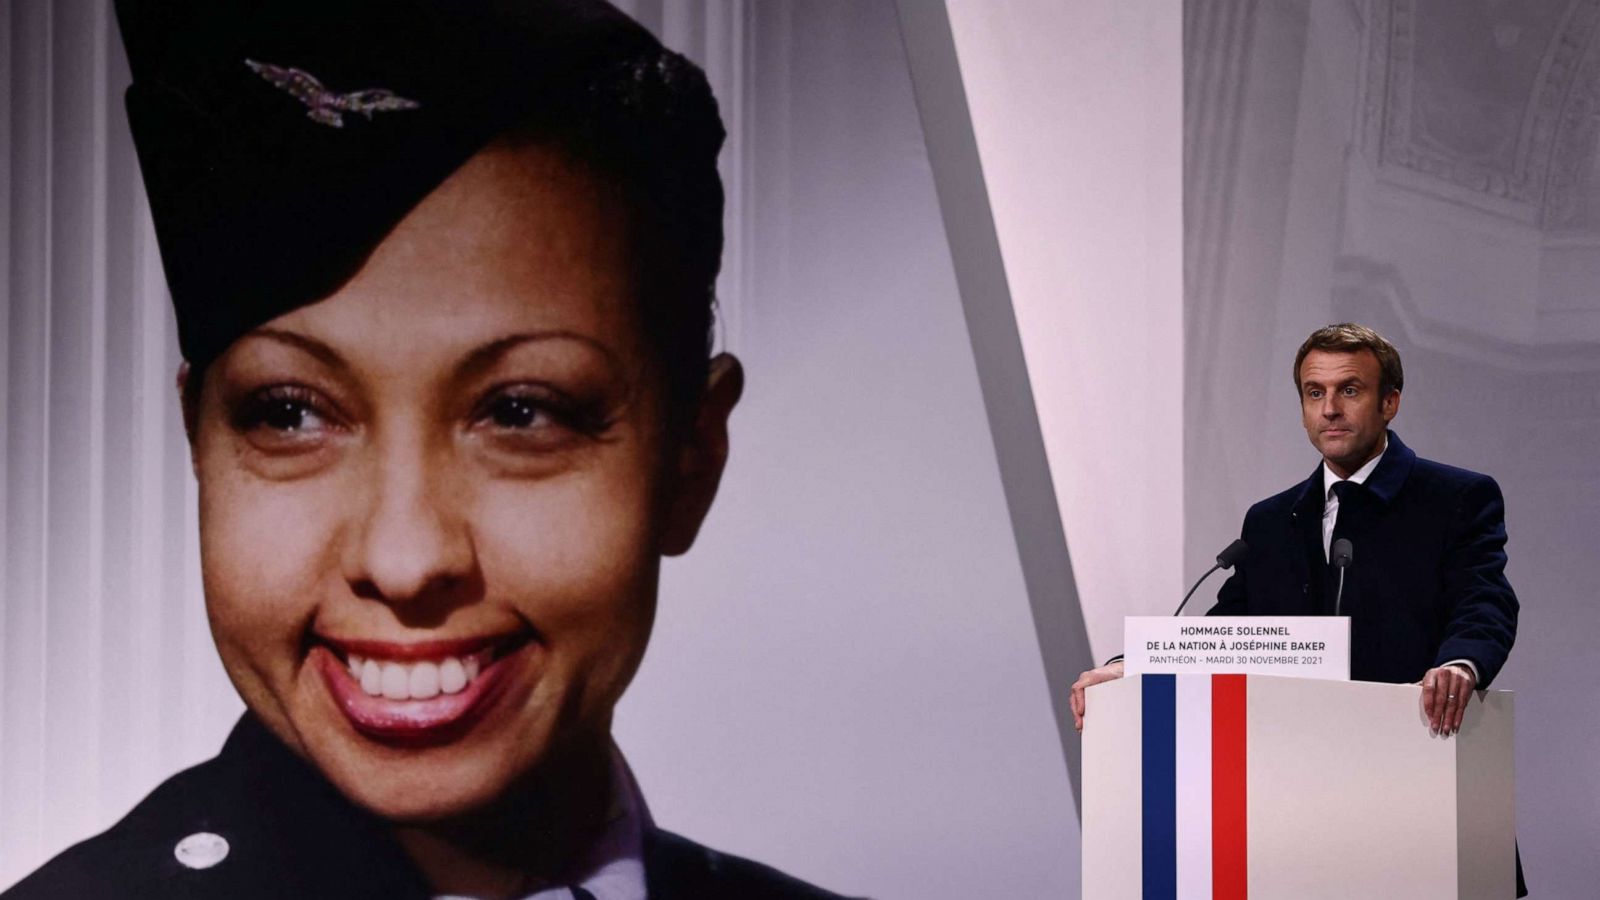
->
[2,2,853,899]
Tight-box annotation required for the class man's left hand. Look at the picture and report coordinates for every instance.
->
[1420,664,1477,735]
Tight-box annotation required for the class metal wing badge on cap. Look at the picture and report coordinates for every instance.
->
[245,59,420,128]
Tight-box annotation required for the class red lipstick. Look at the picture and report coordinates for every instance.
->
[312,636,531,745]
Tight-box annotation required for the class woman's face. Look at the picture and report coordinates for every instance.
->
[189,143,732,822]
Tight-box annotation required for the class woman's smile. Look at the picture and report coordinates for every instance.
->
[313,633,536,745]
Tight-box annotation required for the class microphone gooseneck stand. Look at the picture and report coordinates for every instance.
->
[1172,539,1250,616]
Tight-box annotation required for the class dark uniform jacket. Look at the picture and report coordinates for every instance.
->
[3,715,855,900]
[1209,430,1518,687]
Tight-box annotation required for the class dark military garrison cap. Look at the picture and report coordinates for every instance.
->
[114,0,722,371]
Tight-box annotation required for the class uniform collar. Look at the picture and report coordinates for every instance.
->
[221,715,652,900]
[543,745,651,900]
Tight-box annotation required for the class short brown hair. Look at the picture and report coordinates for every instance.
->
[1293,323,1404,396]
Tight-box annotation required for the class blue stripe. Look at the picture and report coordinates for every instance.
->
[1142,673,1177,899]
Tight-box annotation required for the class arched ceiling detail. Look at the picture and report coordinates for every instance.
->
[1364,0,1600,231]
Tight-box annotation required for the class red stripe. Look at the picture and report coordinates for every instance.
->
[1212,674,1248,900]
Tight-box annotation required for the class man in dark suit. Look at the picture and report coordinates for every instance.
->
[1209,324,1518,732]
[1071,323,1520,734]
[1070,323,1524,895]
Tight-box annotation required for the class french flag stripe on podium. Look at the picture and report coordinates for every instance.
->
[1141,674,1248,900]
[1141,675,1176,897]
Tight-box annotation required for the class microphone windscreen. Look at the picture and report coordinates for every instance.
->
[1332,538,1354,568]
[1216,539,1249,569]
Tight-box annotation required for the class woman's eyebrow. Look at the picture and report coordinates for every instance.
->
[245,327,348,369]
[455,330,621,378]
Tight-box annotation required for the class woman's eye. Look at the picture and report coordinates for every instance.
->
[259,399,321,431]
[472,386,609,450]
[233,386,337,439]
[485,394,550,430]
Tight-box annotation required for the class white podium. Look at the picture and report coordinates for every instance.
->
[1081,674,1515,899]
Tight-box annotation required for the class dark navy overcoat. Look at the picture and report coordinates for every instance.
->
[1210,431,1518,687]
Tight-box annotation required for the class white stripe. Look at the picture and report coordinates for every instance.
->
[1174,675,1213,899]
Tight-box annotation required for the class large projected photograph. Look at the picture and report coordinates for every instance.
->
[1,2,1083,898]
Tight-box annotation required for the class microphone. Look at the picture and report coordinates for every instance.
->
[1331,538,1353,616]
[1173,539,1249,616]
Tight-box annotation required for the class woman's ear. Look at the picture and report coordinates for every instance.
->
[177,363,197,441]
[660,353,744,556]
[176,362,203,477]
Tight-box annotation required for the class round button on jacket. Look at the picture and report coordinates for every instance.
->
[174,831,230,870]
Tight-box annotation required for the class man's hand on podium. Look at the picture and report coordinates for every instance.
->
[1420,663,1477,736]
[1070,660,1125,732]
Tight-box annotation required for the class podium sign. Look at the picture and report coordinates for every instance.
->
[1124,616,1350,681]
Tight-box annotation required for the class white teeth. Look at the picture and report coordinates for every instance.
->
[349,652,484,700]
[360,659,382,695]
[409,661,440,700]
[381,662,409,700]
[439,658,467,695]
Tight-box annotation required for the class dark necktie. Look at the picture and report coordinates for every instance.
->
[1329,480,1357,543]
[570,887,598,900]
[1325,481,1357,612]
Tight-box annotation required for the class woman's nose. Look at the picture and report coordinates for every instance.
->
[341,440,476,609]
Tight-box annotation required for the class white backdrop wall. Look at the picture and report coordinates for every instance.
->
[0,1,1082,896]
[895,0,1182,835]
[1186,1,1600,895]
[0,0,238,881]
[941,0,1185,666]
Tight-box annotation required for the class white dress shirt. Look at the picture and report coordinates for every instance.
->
[1321,445,1386,561]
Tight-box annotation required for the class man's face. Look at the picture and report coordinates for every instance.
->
[1298,348,1400,479]
[189,143,727,822]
